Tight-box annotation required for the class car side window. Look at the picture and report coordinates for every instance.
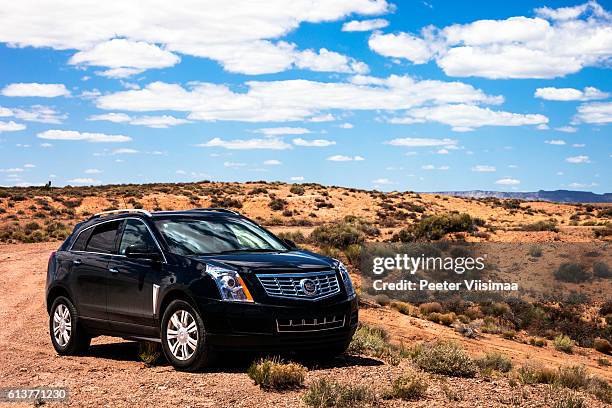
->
[71,228,92,251]
[119,219,158,255]
[85,221,121,254]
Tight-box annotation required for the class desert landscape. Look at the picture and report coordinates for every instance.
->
[0,181,611,407]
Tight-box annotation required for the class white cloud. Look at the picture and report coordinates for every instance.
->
[339,122,354,129]
[88,112,189,128]
[293,138,336,147]
[567,182,598,188]
[0,107,12,117]
[0,105,67,124]
[566,155,591,163]
[0,120,26,132]
[389,104,548,131]
[342,19,389,32]
[290,176,304,181]
[372,178,395,185]
[572,143,586,147]
[197,137,291,150]
[545,139,566,145]
[223,161,247,168]
[574,101,612,124]
[69,39,180,77]
[84,168,102,174]
[495,178,520,185]
[327,155,364,161]
[1,83,70,97]
[112,148,139,154]
[23,164,35,168]
[369,2,612,79]
[255,127,311,136]
[67,178,100,184]
[308,113,336,122]
[384,137,458,147]
[95,75,501,122]
[436,149,449,154]
[263,159,282,165]
[294,48,368,74]
[472,165,496,172]
[535,86,609,101]
[37,129,131,143]
[0,167,24,173]
[0,1,389,75]
[368,31,435,64]
[536,124,550,130]
[555,126,578,133]
[422,164,449,170]
[40,143,53,148]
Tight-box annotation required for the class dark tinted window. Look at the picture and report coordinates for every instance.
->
[71,228,92,251]
[119,219,158,255]
[85,221,121,254]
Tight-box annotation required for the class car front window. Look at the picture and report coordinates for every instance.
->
[154,217,287,256]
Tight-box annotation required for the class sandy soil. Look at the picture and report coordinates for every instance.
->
[0,242,608,407]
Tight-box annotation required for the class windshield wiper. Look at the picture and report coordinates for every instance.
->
[215,248,286,254]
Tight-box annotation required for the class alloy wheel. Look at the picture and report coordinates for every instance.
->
[52,304,72,347]
[166,309,198,361]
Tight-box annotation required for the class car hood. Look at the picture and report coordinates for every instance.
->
[190,250,335,272]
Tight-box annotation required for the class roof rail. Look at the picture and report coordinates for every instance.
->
[189,208,240,215]
[92,209,152,218]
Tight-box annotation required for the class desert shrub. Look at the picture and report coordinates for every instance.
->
[419,302,442,314]
[411,340,477,378]
[427,312,456,326]
[554,263,590,283]
[303,378,376,408]
[374,294,390,306]
[348,324,401,365]
[476,352,512,373]
[276,230,307,245]
[556,365,589,390]
[247,358,306,390]
[248,187,268,195]
[594,224,612,238]
[268,198,288,211]
[589,376,612,403]
[520,220,558,232]
[343,244,361,268]
[529,245,543,257]
[391,301,415,316]
[593,338,612,354]
[554,334,574,353]
[502,330,517,340]
[392,213,484,242]
[553,391,585,408]
[211,196,242,209]
[309,217,375,249]
[384,368,428,401]
[518,361,557,385]
[529,337,546,347]
[289,185,305,195]
[23,221,41,233]
[138,341,161,367]
[597,357,610,366]
[601,301,612,316]
[593,261,611,278]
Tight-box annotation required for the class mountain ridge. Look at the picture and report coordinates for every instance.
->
[430,189,612,203]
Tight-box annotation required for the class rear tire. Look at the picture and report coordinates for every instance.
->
[160,300,211,371]
[49,296,91,355]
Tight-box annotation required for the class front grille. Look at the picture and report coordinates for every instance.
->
[276,314,345,333]
[256,270,340,300]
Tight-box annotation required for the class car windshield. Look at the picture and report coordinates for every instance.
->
[154,217,288,256]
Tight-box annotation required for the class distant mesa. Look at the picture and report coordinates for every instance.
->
[430,190,612,203]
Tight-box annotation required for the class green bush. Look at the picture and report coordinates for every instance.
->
[476,352,512,373]
[392,213,484,242]
[411,341,477,378]
[348,324,401,365]
[554,263,590,283]
[593,338,612,354]
[303,378,376,408]
[289,185,305,195]
[553,391,585,408]
[247,358,306,390]
[518,361,557,385]
[556,365,589,390]
[384,368,428,401]
[390,301,415,316]
[593,261,611,278]
[268,198,288,211]
[419,302,442,314]
[529,337,546,347]
[520,220,559,232]
[310,216,377,249]
[554,334,574,353]
[528,245,543,257]
[589,376,612,403]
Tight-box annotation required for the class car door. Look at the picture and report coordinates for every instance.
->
[70,220,122,329]
[107,218,162,335]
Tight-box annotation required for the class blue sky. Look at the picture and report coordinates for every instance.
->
[0,0,610,192]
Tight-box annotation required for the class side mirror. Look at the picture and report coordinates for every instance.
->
[125,244,161,261]
[283,239,298,250]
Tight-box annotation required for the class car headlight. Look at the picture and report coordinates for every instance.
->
[206,265,254,302]
[335,260,355,298]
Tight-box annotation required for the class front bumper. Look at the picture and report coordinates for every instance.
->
[195,295,358,351]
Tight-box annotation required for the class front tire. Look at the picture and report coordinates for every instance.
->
[49,296,91,355]
[160,300,210,371]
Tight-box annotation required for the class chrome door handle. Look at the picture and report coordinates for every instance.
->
[109,268,119,273]
[73,259,82,265]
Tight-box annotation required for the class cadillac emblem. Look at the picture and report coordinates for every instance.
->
[300,278,317,296]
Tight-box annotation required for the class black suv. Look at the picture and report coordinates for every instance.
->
[46,208,358,371]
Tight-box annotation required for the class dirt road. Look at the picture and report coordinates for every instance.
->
[0,243,608,407]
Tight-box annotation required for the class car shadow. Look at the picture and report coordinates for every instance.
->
[86,341,383,372]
